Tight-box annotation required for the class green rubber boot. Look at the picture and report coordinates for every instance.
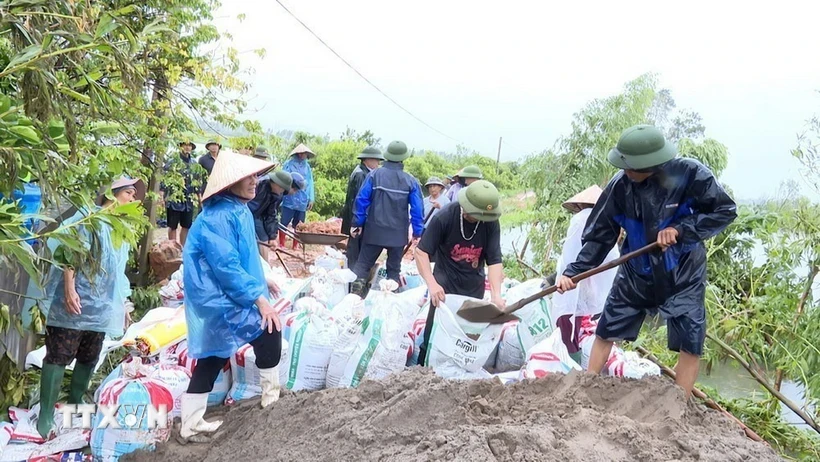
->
[569,350,583,366]
[68,362,95,404]
[38,363,66,439]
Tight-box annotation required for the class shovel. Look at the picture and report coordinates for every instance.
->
[456,242,661,324]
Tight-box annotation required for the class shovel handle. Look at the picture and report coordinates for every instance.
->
[402,209,436,256]
[501,242,660,316]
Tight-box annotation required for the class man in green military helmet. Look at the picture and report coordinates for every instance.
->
[445,165,483,202]
[415,180,506,365]
[555,124,737,398]
[350,141,425,296]
[342,146,384,270]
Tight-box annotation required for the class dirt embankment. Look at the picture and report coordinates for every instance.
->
[123,368,782,462]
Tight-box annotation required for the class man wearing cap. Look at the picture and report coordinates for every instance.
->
[445,165,483,202]
[161,141,203,247]
[423,176,450,225]
[350,141,424,296]
[36,177,145,439]
[555,125,737,398]
[550,185,619,364]
[181,149,284,443]
[198,140,222,175]
[341,146,383,269]
[281,143,316,249]
[414,180,506,365]
[248,170,295,261]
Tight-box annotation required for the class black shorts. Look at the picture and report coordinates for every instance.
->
[44,326,106,366]
[166,208,193,230]
[595,304,706,356]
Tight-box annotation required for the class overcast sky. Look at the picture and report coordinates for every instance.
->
[213,0,820,201]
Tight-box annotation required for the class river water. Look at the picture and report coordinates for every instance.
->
[502,224,817,428]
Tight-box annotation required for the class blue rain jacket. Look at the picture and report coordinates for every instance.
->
[281,156,315,212]
[183,193,268,359]
[563,158,737,318]
[39,207,131,338]
[352,161,425,248]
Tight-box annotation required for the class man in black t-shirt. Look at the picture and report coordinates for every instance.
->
[414,180,506,365]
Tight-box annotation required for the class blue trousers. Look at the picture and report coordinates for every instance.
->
[280,207,306,229]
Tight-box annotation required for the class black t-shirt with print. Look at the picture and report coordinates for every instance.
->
[417,201,502,299]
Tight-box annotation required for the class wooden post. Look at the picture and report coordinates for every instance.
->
[496,137,502,173]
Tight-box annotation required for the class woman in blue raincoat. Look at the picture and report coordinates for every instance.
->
[37,177,145,439]
[280,143,315,249]
[180,149,282,443]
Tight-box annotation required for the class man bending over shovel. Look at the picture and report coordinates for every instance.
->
[555,125,737,397]
[414,180,506,365]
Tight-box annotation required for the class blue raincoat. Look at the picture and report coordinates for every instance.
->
[281,156,314,212]
[182,193,268,359]
[39,207,132,338]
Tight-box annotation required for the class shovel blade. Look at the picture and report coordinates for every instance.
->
[456,300,519,324]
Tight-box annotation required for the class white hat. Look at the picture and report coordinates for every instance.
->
[289,143,315,159]
[562,185,604,213]
[202,150,275,201]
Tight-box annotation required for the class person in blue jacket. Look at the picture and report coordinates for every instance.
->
[248,169,302,262]
[555,125,737,398]
[37,176,145,439]
[349,140,424,297]
[281,143,316,249]
[180,149,283,443]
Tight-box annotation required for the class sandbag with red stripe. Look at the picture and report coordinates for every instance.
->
[90,376,174,461]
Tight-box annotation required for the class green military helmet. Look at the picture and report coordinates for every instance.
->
[607,124,677,170]
[383,140,409,162]
[253,146,269,160]
[205,140,222,150]
[270,170,293,190]
[458,180,502,222]
[358,146,384,160]
[456,165,483,179]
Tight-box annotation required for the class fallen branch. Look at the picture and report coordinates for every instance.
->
[517,257,542,277]
[635,346,766,443]
[706,332,820,435]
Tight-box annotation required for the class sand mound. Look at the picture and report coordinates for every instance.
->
[123,368,783,462]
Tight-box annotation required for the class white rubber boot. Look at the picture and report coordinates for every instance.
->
[179,393,222,441]
[259,366,281,408]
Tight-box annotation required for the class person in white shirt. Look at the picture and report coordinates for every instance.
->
[422,176,450,226]
[551,185,619,364]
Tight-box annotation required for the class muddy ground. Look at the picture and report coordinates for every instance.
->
[123,368,782,462]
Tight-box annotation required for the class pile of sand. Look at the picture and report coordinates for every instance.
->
[124,368,783,462]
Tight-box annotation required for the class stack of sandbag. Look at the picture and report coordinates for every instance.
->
[520,329,583,379]
[280,297,338,391]
[327,280,417,388]
[577,317,661,379]
[90,375,175,461]
[424,295,504,380]
[309,267,356,308]
[493,279,556,372]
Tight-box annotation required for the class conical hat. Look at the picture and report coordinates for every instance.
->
[289,143,315,159]
[202,149,275,201]
[562,185,603,213]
